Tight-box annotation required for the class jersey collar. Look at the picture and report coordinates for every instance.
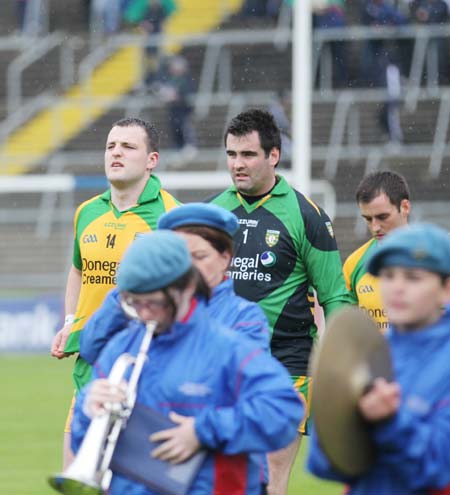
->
[231,174,290,210]
[100,175,162,207]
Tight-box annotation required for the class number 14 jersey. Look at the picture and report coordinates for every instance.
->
[65,176,179,390]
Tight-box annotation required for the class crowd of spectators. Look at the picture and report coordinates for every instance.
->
[13,0,450,150]
[312,0,450,88]
[84,0,176,38]
[310,0,450,142]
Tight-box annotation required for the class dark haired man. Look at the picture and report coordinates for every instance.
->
[210,109,349,495]
[50,117,180,467]
[343,170,411,332]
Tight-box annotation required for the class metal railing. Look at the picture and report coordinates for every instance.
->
[22,0,49,37]
[320,87,450,180]
[3,22,450,146]
[429,88,450,177]
[6,32,64,115]
[0,24,450,235]
[76,27,292,117]
[2,85,450,225]
[2,31,83,143]
[88,0,242,43]
[313,24,450,96]
[4,15,450,118]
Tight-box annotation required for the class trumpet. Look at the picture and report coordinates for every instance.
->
[48,318,158,495]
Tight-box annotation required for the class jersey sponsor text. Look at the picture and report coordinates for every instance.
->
[229,254,272,282]
[81,257,119,285]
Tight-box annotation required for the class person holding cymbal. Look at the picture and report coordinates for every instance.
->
[308,223,450,494]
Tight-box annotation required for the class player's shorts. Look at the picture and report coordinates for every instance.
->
[64,391,76,434]
[292,375,312,435]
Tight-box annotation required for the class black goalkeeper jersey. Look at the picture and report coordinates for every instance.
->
[211,175,349,375]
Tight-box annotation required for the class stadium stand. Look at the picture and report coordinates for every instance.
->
[0,0,450,295]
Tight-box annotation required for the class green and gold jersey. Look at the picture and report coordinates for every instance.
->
[64,176,179,390]
[343,238,388,332]
[211,175,350,376]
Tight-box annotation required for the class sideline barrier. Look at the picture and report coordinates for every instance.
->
[0,295,62,351]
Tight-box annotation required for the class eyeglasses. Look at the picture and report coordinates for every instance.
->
[121,294,170,313]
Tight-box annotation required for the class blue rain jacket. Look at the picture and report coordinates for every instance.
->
[72,298,303,495]
[80,279,270,365]
[307,309,450,494]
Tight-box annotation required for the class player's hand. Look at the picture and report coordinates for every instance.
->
[150,412,200,464]
[358,378,401,422]
[84,379,127,418]
[50,324,73,359]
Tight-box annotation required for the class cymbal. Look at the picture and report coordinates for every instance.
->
[309,306,393,477]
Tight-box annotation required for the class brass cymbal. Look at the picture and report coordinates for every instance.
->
[309,306,393,477]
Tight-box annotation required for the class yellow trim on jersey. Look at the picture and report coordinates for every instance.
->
[161,189,181,211]
[343,238,374,291]
[343,238,388,332]
[72,195,101,239]
[304,195,321,216]
[236,191,273,209]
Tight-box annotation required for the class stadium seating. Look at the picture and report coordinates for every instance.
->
[0,1,450,293]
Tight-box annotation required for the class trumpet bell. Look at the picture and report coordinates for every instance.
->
[48,474,104,495]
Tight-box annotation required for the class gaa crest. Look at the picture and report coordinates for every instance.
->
[265,229,280,247]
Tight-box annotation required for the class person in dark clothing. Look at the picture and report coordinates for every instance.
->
[158,55,197,157]
[409,0,450,84]
[313,0,349,88]
[361,0,408,142]
[361,0,408,87]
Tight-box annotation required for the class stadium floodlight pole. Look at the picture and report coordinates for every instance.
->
[291,0,312,196]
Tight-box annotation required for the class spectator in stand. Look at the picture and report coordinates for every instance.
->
[81,0,91,24]
[410,0,449,23]
[361,0,408,143]
[16,0,28,32]
[157,55,197,161]
[124,0,177,86]
[312,0,349,88]
[361,0,408,87]
[90,0,123,35]
[239,0,284,19]
[409,0,450,84]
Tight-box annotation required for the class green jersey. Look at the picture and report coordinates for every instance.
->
[65,176,179,390]
[211,175,349,375]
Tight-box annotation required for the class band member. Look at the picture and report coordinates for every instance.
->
[72,230,304,495]
[308,223,450,494]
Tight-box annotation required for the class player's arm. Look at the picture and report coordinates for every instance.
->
[79,288,130,365]
[301,208,351,317]
[342,256,359,306]
[50,265,81,359]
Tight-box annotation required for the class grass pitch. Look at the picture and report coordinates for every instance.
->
[0,354,342,495]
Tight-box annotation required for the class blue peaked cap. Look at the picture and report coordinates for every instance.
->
[158,203,239,237]
[117,230,192,293]
[367,223,450,277]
